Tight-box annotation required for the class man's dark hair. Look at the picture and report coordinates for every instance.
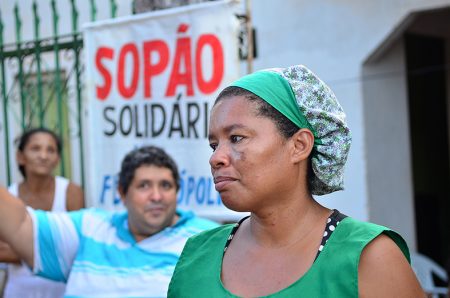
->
[118,146,180,194]
[15,127,63,178]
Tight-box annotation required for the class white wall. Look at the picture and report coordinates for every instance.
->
[362,39,416,249]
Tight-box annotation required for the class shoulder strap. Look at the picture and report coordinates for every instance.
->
[52,176,69,212]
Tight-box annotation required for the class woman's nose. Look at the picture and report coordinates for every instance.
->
[209,144,230,170]
[38,149,48,159]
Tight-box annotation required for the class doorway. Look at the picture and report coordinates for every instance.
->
[405,33,450,267]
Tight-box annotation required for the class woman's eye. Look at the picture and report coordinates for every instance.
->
[230,135,243,143]
[209,143,217,152]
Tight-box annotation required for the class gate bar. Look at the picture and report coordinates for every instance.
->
[33,1,44,127]
[0,9,11,185]
[51,0,65,176]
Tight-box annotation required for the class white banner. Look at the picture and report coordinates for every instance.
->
[83,1,243,221]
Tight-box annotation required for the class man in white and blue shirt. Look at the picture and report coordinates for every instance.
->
[0,146,218,297]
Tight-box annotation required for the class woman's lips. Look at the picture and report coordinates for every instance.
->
[213,176,237,192]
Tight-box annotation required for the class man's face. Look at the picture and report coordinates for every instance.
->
[121,165,179,242]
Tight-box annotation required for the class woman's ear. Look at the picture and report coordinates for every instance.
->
[290,128,314,163]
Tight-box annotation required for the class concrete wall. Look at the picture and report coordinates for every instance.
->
[362,39,416,249]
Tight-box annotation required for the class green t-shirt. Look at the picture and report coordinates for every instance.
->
[168,216,409,298]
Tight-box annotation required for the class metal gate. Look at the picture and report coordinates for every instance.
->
[0,0,124,187]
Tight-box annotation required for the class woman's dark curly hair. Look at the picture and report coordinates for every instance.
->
[118,146,180,194]
[15,128,62,178]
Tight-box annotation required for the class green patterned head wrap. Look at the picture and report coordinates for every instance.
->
[231,65,351,195]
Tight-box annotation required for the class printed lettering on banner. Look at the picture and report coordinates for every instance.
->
[83,1,242,221]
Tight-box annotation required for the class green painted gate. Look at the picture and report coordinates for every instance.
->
[0,0,126,187]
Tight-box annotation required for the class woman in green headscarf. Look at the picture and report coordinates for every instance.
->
[168,65,424,297]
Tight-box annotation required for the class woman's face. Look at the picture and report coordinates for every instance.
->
[18,132,60,177]
[208,95,294,212]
